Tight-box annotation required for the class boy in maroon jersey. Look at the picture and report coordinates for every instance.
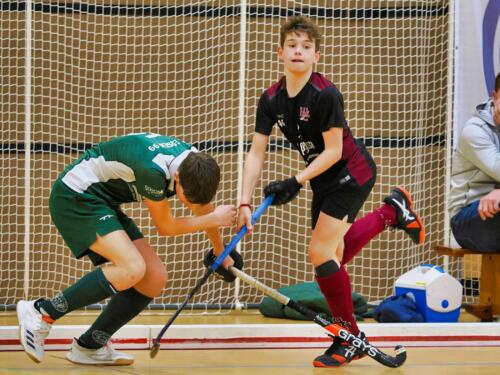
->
[237,16,424,367]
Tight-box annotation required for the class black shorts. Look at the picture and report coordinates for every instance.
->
[311,174,376,229]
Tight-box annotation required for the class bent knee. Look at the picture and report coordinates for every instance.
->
[307,246,322,265]
[150,266,168,294]
[121,257,147,288]
[136,265,167,297]
[308,245,340,267]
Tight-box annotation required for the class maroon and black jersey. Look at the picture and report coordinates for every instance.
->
[255,72,375,193]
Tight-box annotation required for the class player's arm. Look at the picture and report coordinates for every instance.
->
[144,198,235,237]
[460,125,500,182]
[295,127,343,184]
[237,132,269,233]
[191,202,246,281]
[460,125,500,220]
[190,202,224,251]
[241,132,269,204]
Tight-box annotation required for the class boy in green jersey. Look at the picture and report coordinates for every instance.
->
[17,133,237,365]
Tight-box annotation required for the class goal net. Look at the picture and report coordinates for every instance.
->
[1,0,464,312]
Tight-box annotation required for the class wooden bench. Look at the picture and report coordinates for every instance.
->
[434,245,500,322]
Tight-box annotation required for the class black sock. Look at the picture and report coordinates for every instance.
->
[78,287,152,349]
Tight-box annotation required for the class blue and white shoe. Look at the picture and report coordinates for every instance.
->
[17,299,52,363]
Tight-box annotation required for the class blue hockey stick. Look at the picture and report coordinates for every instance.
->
[150,194,275,357]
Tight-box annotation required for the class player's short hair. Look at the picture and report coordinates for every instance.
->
[178,152,220,205]
[280,16,321,52]
[495,72,500,92]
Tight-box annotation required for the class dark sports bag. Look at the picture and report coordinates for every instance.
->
[259,281,367,321]
[373,294,424,323]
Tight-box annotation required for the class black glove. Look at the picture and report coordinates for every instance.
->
[203,248,243,283]
[263,176,302,205]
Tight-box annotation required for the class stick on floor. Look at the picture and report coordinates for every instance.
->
[149,194,275,358]
[229,266,407,368]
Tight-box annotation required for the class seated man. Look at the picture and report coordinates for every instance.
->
[449,72,500,252]
[17,132,238,365]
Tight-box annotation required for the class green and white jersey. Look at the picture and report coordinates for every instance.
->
[59,133,197,205]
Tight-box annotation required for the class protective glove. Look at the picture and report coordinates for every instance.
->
[203,248,243,283]
[263,176,302,205]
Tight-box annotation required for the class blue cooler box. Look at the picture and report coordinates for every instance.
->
[394,264,462,322]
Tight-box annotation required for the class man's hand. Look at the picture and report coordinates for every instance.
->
[478,188,500,220]
[237,205,253,234]
[203,248,243,282]
[212,205,237,227]
[263,177,302,205]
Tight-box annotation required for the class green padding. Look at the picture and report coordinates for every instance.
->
[259,281,367,321]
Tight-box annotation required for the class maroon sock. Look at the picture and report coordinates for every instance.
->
[342,204,397,265]
[315,266,359,335]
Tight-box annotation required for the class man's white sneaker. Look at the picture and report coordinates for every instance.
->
[16,299,53,363]
[65,338,134,366]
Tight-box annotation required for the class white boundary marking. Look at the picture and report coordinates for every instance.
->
[1,323,499,351]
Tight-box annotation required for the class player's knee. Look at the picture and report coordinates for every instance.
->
[135,260,168,297]
[337,240,345,255]
[123,258,147,287]
[307,246,321,265]
[307,245,337,267]
[150,266,168,297]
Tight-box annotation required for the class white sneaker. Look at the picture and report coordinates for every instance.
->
[66,338,134,366]
[16,299,53,363]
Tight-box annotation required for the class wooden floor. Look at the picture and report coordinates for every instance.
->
[0,308,318,326]
[1,310,499,374]
[0,306,485,326]
[1,346,500,374]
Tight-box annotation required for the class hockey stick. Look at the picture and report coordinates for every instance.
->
[229,266,407,368]
[150,194,275,358]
